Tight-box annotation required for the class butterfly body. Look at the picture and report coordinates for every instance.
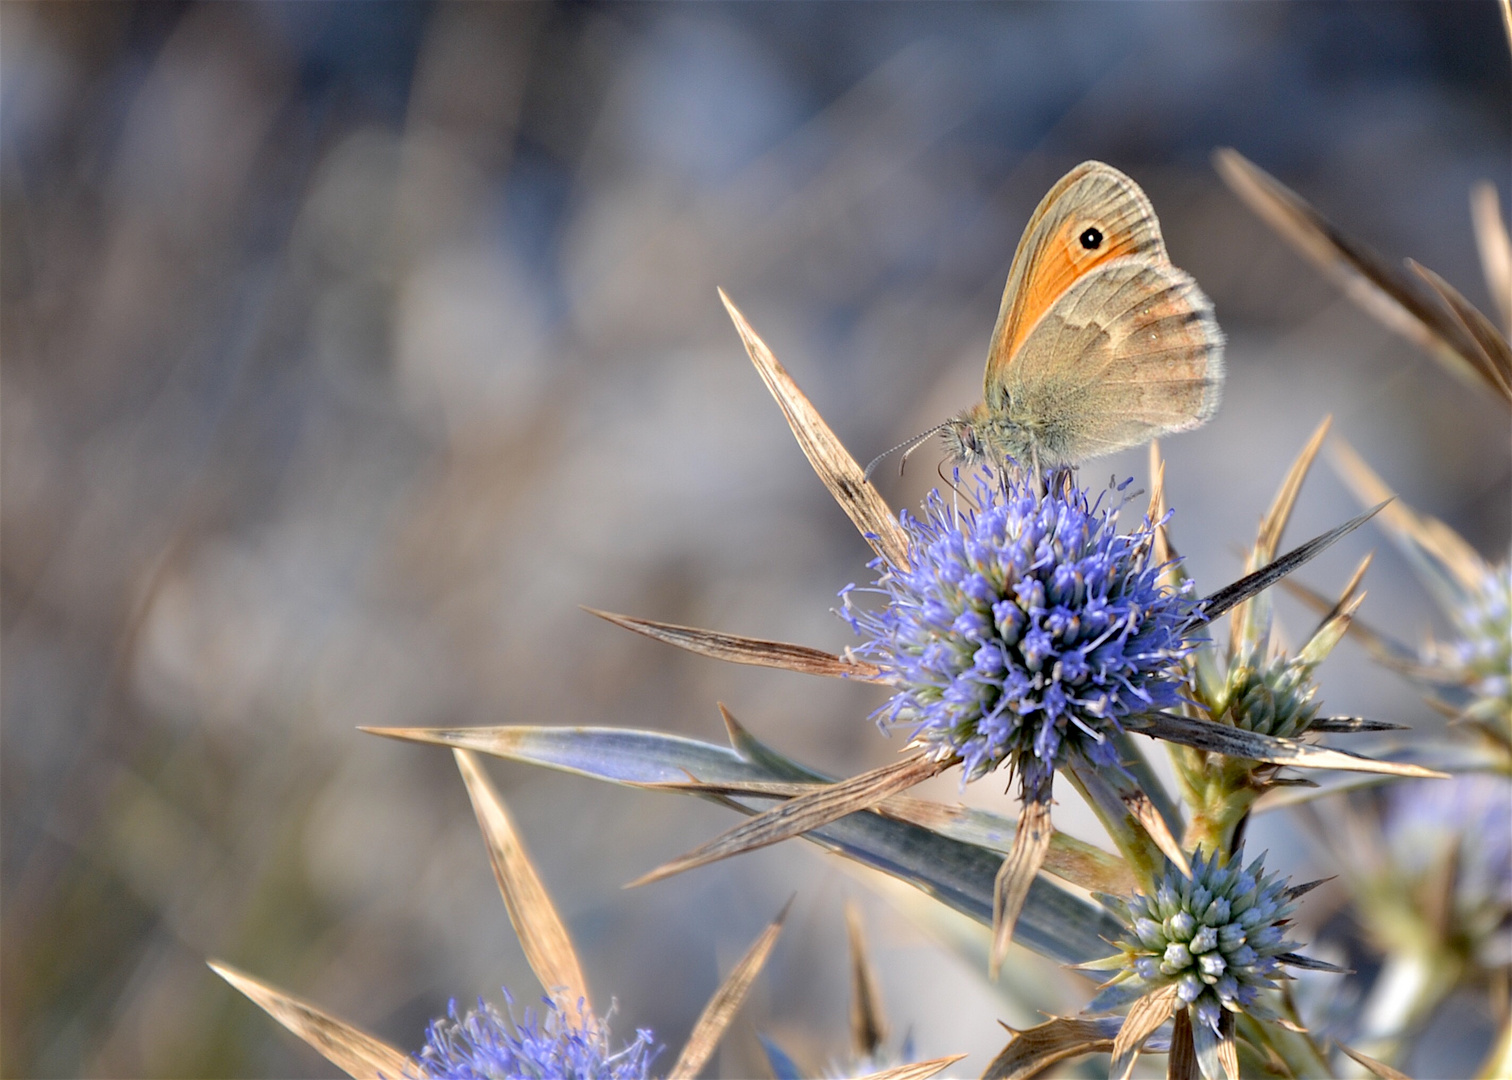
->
[947,161,1224,470]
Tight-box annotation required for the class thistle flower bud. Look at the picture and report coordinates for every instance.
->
[1092,848,1314,1034]
[1221,653,1320,738]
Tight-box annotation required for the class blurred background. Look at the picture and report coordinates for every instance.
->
[3,2,1508,1076]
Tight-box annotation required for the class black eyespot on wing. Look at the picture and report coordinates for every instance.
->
[1079,227,1103,250]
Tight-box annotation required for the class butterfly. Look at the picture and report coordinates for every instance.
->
[943,161,1225,471]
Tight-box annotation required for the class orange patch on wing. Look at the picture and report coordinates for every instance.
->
[991,219,1148,377]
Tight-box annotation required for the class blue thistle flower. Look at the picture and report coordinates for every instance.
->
[1382,772,1512,967]
[411,992,656,1080]
[1433,562,1512,730]
[842,471,1193,782]
[1090,848,1316,1032]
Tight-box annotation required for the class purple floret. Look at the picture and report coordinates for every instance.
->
[843,472,1193,782]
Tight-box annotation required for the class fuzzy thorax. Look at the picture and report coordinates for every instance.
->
[943,400,1080,471]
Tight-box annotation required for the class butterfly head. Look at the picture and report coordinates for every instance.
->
[942,405,986,465]
[944,401,1043,472]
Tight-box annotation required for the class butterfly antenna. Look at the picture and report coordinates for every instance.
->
[897,425,947,476]
[863,423,950,481]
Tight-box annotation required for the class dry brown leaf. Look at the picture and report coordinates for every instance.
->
[719,288,911,569]
[1330,438,1491,595]
[1111,984,1182,1080]
[666,903,789,1080]
[1255,415,1332,568]
[1470,181,1511,335]
[628,753,950,888]
[1131,711,1448,778]
[209,961,412,1080]
[1167,1006,1197,1080]
[855,1055,969,1080]
[1336,1042,1413,1080]
[453,749,590,1012]
[1214,149,1506,402]
[990,773,1054,977]
[846,901,890,1059]
[1215,1012,1239,1080]
[1409,259,1512,400]
[635,775,1135,895]
[584,608,888,682]
[1304,551,1373,647]
[1121,787,1192,879]
[982,1017,1121,1080]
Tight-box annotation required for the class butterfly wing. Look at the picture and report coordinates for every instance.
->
[999,256,1224,463]
[984,161,1168,398]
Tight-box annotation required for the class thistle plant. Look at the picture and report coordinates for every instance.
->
[208,750,833,1080]
[356,287,1459,1079]
[1322,438,1512,765]
[1218,147,1512,1076]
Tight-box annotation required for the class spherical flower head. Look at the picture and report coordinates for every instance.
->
[1434,562,1511,727]
[410,992,656,1080]
[1100,848,1300,1032]
[1384,773,1512,967]
[842,472,1193,781]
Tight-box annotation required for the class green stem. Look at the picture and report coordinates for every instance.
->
[1061,754,1165,893]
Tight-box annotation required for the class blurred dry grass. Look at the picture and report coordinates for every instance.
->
[2,3,1507,1077]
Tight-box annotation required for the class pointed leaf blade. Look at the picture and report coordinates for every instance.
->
[1470,180,1511,335]
[1129,711,1447,777]
[453,750,590,1012]
[1336,1043,1412,1080]
[667,903,789,1080]
[585,608,888,682]
[1214,148,1501,399]
[1112,984,1182,1080]
[991,773,1054,976]
[628,754,949,888]
[719,289,911,567]
[1410,259,1512,403]
[1195,503,1389,624]
[982,1017,1122,1080]
[1330,437,1491,601]
[363,724,1124,965]
[846,901,889,1058]
[209,961,412,1080]
[855,1055,968,1080]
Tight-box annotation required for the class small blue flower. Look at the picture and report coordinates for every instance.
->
[1091,848,1310,1031]
[842,472,1193,782]
[1383,772,1512,967]
[1435,563,1512,728]
[411,992,656,1080]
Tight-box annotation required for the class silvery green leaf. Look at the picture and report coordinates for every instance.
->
[365,724,1122,965]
